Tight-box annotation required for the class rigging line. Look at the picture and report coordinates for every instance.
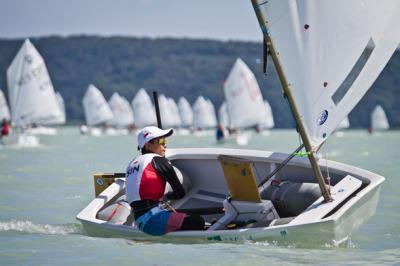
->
[257,143,304,188]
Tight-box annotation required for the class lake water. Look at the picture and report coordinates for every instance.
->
[0,127,399,265]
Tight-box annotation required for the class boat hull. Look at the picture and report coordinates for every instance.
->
[76,148,384,246]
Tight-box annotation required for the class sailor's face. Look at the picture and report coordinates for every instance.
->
[145,137,167,156]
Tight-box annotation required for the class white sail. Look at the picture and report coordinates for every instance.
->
[108,93,134,128]
[223,58,265,128]
[193,96,217,129]
[0,89,11,121]
[259,100,274,129]
[337,116,350,130]
[168,98,182,128]
[254,0,400,148]
[82,84,113,126]
[158,94,176,128]
[178,97,193,127]
[206,99,218,128]
[371,105,389,130]
[218,102,229,127]
[53,92,66,124]
[6,39,63,127]
[131,88,156,128]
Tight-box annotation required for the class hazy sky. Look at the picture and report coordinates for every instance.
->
[0,0,262,41]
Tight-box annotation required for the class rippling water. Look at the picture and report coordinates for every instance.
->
[0,127,399,265]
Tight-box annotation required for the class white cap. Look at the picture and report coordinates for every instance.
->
[137,126,174,150]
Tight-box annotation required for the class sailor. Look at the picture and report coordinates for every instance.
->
[1,119,11,138]
[126,126,205,235]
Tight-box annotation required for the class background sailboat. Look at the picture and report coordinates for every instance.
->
[223,58,265,145]
[0,89,10,122]
[5,39,64,145]
[192,96,217,135]
[131,88,157,128]
[371,104,389,131]
[82,84,113,136]
[107,92,134,135]
[177,97,193,134]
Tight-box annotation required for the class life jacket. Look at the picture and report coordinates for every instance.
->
[125,153,166,204]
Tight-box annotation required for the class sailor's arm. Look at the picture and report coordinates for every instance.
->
[152,156,185,200]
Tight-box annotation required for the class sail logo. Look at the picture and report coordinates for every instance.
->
[317,110,328,126]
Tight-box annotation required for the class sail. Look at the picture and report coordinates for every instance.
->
[6,39,63,127]
[158,94,176,128]
[178,97,193,127]
[259,100,274,129]
[193,96,217,129]
[371,105,389,130]
[223,58,265,128]
[82,84,113,126]
[131,88,156,128]
[218,102,229,127]
[337,116,350,130]
[0,89,11,121]
[108,92,134,127]
[52,92,66,124]
[253,0,400,148]
[168,98,182,128]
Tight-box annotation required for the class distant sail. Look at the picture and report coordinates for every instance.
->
[337,116,350,130]
[131,88,156,128]
[0,89,11,121]
[223,58,265,128]
[168,98,182,128]
[6,39,63,127]
[259,100,274,129]
[178,97,193,127]
[218,102,229,127]
[158,94,176,128]
[253,0,400,148]
[53,92,66,124]
[108,92,134,127]
[371,105,389,130]
[193,96,217,129]
[82,84,113,126]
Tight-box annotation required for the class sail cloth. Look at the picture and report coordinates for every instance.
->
[253,0,400,148]
[178,97,193,128]
[218,102,229,128]
[0,89,11,121]
[82,84,113,126]
[131,88,157,128]
[337,116,350,130]
[6,39,63,127]
[192,96,217,129]
[108,93,134,128]
[53,92,66,124]
[223,58,265,129]
[260,100,274,129]
[371,105,389,130]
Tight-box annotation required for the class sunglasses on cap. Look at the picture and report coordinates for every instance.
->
[151,137,167,146]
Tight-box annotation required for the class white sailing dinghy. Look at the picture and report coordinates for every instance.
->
[192,96,217,136]
[223,58,267,145]
[82,84,113,136]
[131,88,157,128]
[177,97,193,134]
[77,1,400,245]
[371,105,389,132]
[107,93,134,135]
[4,39,64,146]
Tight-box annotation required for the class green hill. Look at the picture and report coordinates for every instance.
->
[0,36,399,128]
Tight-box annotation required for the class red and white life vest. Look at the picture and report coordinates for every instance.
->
[125,153,166,204]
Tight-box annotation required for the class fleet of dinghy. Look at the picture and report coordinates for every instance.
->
[77,0,399,245]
